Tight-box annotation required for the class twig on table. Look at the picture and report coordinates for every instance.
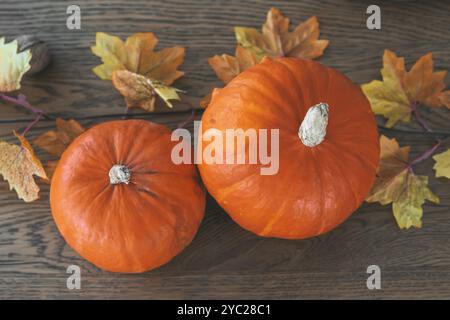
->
[0,93,53,136]
[407,139,444,173]
[411,101,432,132]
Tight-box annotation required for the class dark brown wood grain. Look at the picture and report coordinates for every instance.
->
[0,0,449,299]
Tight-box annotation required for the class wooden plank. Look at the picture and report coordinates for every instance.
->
[0,0,449,299]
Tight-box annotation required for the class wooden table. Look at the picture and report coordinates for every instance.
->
[0,0,449,299]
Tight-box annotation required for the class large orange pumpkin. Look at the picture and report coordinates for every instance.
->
[51,120,205,272]
[198,57,379,239]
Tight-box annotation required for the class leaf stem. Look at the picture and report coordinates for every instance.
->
[407,139,444,172]
[0,93,52,136]
[0,93,50,118]
[176,98,199,129]
[177,107,196,129]
[411,101,432,132]
[21,113,44,136]
[377,126,450,137]
[406,100,446,172]
[0,109,195,124]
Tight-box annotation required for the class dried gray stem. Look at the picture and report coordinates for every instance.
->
[299,102,329,147]
[109,165,131,185]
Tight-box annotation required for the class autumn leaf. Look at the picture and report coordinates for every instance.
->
[204,46,260,107]
[91,32,184,84]
[366,135,439,229]
[206,7,328,106]
[91,32,185,109]
[362,50,450,128]
[34,118,85,178]
[235,8,329,60]
[0,131,47,202]
[35,118,85,156]
[0,37,32,92]
[234,28,267,62]
[112,70,182,111]
[433,149,450,179]
[391,172,439,229]
[208,45,259,85]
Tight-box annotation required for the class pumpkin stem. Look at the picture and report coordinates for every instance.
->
[299,102,329,147]
[109,165,131,185]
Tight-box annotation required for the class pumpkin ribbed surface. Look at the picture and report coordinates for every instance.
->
[51,120,205,272]
[198,57,379,239]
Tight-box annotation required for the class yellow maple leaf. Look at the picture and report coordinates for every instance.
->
[0,132,48,202]
[0,37,32,92]
[362,50,450,128]
[112,70,182,111]
[92,32,184,84]
[366,135,439,229]
[235,8,328,60]
[91,32,184,109]
[207,7,328,87]
[433,149,450,179]
[34,118,85,179]
[391,172,439,229]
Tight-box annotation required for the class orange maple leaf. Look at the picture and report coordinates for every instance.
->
[34,118,85,178]
[208,45,259,85]
[362,50,450,127]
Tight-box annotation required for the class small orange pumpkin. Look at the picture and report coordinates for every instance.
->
[198,57,379,239]
[51,120,205,273]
